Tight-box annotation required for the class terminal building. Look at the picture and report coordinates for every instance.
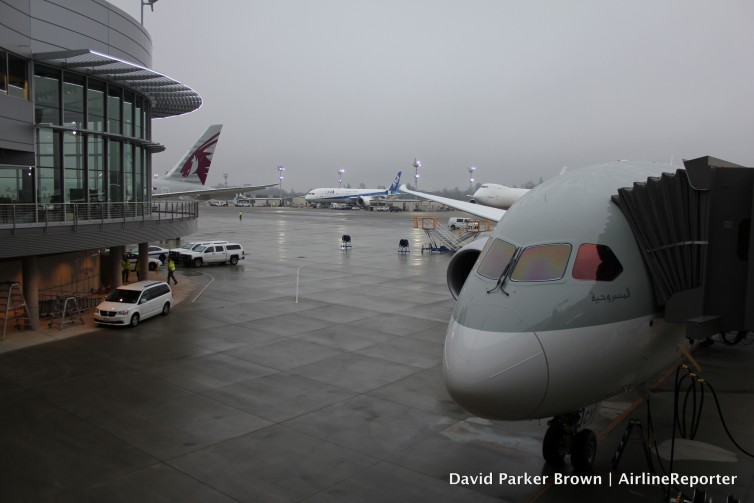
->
[0,0,201,329]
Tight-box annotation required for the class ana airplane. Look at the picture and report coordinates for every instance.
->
[401,161,697,471]
[470,183,530,209]
[304,171,401,208]
[152,124,276,199]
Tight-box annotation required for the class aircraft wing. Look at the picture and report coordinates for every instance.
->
[153,183,278,200]
[400,185,506,222]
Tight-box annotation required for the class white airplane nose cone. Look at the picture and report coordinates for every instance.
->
[443,316,548,420]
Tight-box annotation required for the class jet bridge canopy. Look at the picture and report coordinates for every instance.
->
[612,156,754,337]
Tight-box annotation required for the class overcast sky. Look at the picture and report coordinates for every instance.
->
[109,0,754,192]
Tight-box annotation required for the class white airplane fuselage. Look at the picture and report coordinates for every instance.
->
[305,171,402,207]
[152,176,202,195]
[471,183,530,209]
[304,187,387,204]
[444,161,688,421]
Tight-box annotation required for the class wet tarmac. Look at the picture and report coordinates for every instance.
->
[0,206,752,502]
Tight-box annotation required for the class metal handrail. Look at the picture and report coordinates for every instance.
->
[0,201,198,229]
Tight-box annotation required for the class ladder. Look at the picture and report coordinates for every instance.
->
[417,218,477,253]
[48,296,85,330]
[0,281,30,340]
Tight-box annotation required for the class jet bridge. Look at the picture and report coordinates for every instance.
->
[612,156,754,339]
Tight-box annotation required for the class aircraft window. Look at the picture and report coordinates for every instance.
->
[477,238,517,279]
[511,244,571,282]
[572,244,623,281]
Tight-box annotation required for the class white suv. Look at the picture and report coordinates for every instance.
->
[168,240,228,262]
[180,242,245,267]
[94,281,173,327]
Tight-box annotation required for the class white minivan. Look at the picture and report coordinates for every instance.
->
[94,281,173,327]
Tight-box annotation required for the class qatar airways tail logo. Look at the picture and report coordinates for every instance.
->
[179,133,220,185]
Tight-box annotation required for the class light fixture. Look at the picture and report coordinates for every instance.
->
[413,158,421,190]
[140,0,158,25]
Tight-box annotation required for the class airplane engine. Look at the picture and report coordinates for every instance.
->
[446,237,488,299]
[357,196,373,207]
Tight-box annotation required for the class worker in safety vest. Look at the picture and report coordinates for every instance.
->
[167,258,178,285]
[121,257,130,283]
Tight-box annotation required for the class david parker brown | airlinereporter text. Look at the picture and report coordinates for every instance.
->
[449,472,738,487]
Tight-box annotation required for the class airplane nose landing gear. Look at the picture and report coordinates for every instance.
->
[542,411,597,471]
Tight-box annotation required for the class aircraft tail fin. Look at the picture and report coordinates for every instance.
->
[164,124,223,185]
[388,171,402,194]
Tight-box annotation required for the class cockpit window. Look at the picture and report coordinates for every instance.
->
[511,244,571,282]
[572,243,623,281]
[476,238,517,279]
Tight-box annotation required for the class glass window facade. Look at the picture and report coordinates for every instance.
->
[7,53,28,99]
[108,140,121,202]
[63,132,84,203]
[124,142,134,203]
[0,50,29,98]
[107,87,121,134]
[34,66,60,124]
[135,97,143,139]
[88,136,105,202]
[0,166,34,203]
[123,92,134,137]
[0,51,6,94]
[36,129,61,204]
[87,80,105,131]
[135,146,145,201]
[63,74,85,127]
[23,64,154,213]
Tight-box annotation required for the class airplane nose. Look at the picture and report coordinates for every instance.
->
[443,315,548,420]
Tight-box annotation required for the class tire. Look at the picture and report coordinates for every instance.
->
[571,429,597,472]
[542,424,568,466]
[129,313,140,327]
[162,302,170,316]
[193,258,202,267]
[230,255,239,265]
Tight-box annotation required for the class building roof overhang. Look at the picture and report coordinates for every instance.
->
[34,49,202,119]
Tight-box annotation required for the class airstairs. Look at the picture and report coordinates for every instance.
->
[1,281,30,340]
[414,217,484,253]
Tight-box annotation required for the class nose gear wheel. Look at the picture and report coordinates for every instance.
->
[542,411,597,471]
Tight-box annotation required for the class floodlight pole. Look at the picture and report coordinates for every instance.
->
[413,158,421,191]
[277,165,285,205]
[140,0,158,25]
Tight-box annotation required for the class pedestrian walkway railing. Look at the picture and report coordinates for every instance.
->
[0,201,199,230]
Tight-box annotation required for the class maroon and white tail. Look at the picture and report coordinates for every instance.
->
[164,124,223,185]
